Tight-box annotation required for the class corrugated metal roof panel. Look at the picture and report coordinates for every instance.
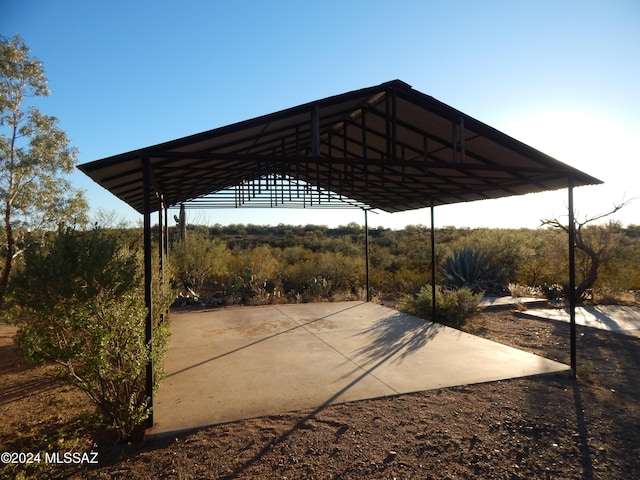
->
[78,80,602,214]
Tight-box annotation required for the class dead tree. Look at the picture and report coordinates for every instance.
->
[541,196,636,301]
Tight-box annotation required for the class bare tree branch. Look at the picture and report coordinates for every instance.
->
[541,194,638,230]
[540,194,637,300]
[576,195,638,227]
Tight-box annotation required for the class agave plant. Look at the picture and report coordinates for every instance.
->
[442,248,507,294]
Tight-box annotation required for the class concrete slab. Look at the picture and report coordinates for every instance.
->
[519,305,640,338]
[149,302,568,437]
[479,296,547,309]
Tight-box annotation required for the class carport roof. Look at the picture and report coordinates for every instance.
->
[78,80,602,214]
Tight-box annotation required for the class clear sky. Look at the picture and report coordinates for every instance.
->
[3,0,639,229]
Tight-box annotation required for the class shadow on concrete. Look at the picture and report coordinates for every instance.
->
[353,312,442,367]
[570,305,620,332]
[521,305,640,337]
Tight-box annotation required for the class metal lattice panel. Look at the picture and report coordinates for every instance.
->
[182,174,371,210]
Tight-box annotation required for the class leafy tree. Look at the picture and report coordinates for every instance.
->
[0,34,87,305]
[12,227,172,442]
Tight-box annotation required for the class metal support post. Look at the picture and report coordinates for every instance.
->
[142,157,154,427]
[364,209,370,302]
[158,199,164,285]
[430,201,437,322]
[568,177,577,377]
[164,203,169,256]
[158,197,166,326]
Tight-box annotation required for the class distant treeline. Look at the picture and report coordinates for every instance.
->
[136,222,640,303]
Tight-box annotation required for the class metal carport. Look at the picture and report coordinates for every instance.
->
[78,79,602,427]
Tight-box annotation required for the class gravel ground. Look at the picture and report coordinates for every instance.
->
[2,309,639,479]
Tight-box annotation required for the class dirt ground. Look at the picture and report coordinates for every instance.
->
[1,308,639,479]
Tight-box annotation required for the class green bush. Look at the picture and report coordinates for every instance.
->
[171,233,229,295]
[11,227,172,442]
[227,245,282,302]
[282,250,363,299]
[400,285,481,328]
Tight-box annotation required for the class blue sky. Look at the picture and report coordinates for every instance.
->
[3,0,639,229]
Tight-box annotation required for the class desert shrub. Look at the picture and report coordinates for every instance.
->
[282,251,364,299]
[461,229,528,283]
[11,227,172,442]
[227,266,282,303]
[542,283,565,303]
[283,257,316,294]
[226,245,283,302]
[400,285,481,328]
[171,233,230,295]
[281,245,307,265]
[508,283,540,298]
[388,266,430,295]
[314,251,364,294]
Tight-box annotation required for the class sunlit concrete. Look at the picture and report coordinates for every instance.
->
[519,305,640,338]
[479,296,547,309]
[148,302,568,437]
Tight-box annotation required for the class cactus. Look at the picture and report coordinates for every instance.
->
[306,276,332,297]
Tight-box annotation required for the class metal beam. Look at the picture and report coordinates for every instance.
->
[311,105,320,157]
[130,152,579,175]
[391,84,398,161]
